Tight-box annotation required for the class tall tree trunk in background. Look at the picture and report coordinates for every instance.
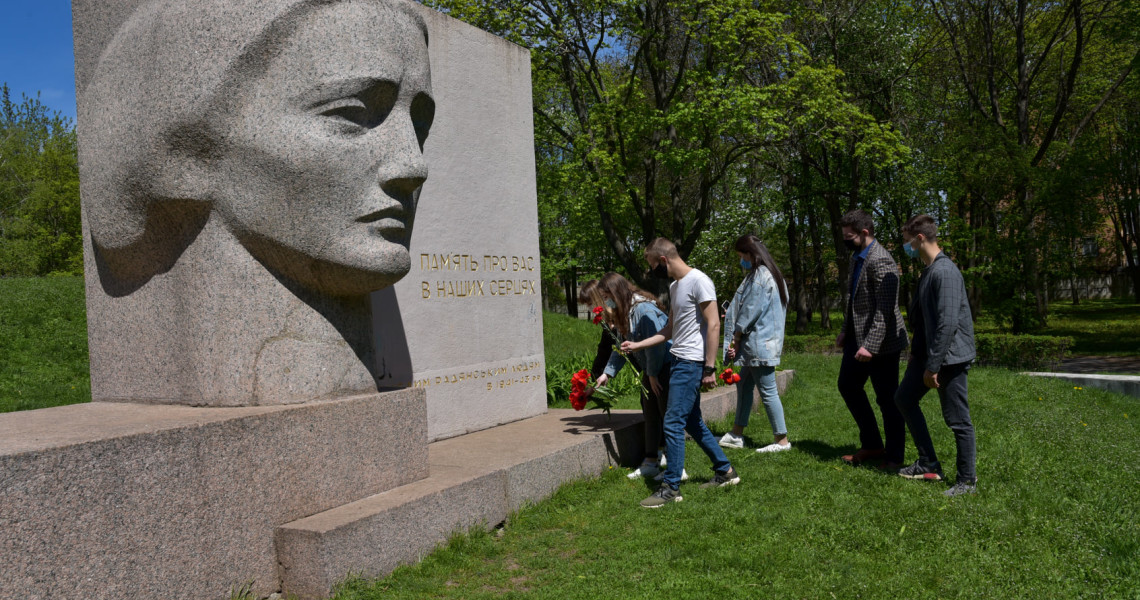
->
[783,179,811,334]
[809,204,831,330]
[563,267,578,317]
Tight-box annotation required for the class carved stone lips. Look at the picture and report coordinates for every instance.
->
[357,206,406,231]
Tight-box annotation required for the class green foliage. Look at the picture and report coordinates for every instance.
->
[542,311,643,409]
[974,334,1073,371]
[783,335,838,355]
[0,276,90,412]
[0,84,82,276]
[330,353,1140,599]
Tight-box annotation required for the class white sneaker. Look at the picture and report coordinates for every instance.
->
[718,433,744,449]
[627,461,661,479]
[654,468,689,482]
[756,442,792,454]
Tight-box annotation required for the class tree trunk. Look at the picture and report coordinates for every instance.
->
[784,187,810,334]
[563,267,578,317]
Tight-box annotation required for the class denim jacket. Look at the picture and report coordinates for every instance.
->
[603,297,670,379]
[723,266,786,367]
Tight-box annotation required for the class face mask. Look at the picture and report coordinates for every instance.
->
[603,299,616,309]
[650,261,669,280]
[740,259,752,271]
[903,241,919,258]
[843,238,859,252]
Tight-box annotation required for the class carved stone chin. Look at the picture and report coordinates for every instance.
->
[78,0,432,406]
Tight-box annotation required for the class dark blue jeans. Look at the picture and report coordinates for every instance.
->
[661,357,732,489]
[894,360,976,482]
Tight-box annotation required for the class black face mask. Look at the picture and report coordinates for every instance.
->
[843,238,859,252]
[650,262,669,280]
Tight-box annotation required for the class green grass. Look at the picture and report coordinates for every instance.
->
[977,299,1140,357]
[331,353,1140,599]
[0,276,91,412]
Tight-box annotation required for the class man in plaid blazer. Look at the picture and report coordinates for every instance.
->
[835,209,909,468]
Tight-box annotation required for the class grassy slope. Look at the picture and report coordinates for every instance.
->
[0,276,90,412]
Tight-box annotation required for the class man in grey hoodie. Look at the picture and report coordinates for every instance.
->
[894,214,978,497]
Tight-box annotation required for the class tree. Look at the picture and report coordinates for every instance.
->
[0,84,82,276]
[923,0,1139,329]
[425,0,904,295]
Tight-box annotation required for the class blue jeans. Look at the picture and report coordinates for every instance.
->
[734,365,787,436]
[662,357,732,489]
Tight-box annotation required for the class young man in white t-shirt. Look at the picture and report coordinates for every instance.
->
[623,238,738,508]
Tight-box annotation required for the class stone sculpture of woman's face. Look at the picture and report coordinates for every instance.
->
[212,0,435,297]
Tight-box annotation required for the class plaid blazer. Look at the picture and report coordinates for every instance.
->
[843,240,908,355]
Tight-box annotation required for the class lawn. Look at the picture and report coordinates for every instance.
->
[976,299,1140,357]
[0,276,91,412]
[330,324,1140,599]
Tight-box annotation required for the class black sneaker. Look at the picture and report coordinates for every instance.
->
[640,484,683,508]
[699,466,740,489]
[944,479,978,497]
[897,460,943,481]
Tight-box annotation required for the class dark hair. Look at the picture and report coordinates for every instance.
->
[839,209,875,236]
[578,279,599,306]
[644,237,679,260]
[595,272,664,338]
[902,214,939,242]
[733,234,788,309]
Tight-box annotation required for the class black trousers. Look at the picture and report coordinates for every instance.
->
[837,346,906,463]
[894,360,976,482]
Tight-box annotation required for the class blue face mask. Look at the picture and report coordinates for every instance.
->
[740,259,752,271]
[903,242,919,259]
[603,299,616,309]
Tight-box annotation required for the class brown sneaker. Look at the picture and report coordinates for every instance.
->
[841,448,885,465]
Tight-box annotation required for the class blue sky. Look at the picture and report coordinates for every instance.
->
[0,1,77,121]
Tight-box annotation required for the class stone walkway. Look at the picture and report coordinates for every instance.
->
[1055,355,1140,375]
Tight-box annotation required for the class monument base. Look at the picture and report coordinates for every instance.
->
[276,371,794,598]
[0,389,427,600]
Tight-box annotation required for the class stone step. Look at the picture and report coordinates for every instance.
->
[275,409,645,599]
[275,371,793,599]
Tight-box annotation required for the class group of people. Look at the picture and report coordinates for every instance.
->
[580,210,978,508]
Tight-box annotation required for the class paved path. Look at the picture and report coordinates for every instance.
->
[1055,355,1140,375]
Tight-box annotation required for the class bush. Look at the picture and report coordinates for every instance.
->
[974,333,1073,370]
[544,351,642,408]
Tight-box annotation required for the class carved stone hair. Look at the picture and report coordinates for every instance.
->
[81,0,427,284]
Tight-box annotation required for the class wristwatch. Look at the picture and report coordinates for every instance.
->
[702,365,716,376]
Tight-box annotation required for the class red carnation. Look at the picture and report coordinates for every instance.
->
[591,306,604,325]
[719,368,741,385]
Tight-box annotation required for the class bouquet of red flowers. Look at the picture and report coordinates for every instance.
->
[569,368,616,415]
[719,367,742,385]
[591,306,605,324]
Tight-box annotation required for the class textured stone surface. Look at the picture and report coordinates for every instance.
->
[277,466,508,600]
[75,0,436,406]
[699,370,796,421]
[385,6,546,440]
[276,409,644,598]
[0,389,427,600]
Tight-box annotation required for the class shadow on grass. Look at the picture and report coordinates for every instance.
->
[793,439,858,463]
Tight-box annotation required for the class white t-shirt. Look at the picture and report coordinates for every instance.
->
[669,268,717,362]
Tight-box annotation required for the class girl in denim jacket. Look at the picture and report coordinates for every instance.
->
[719,234,792,453]
[590,272,677,480]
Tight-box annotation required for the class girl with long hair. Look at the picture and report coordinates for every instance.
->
[589,272,682,481]
[720,234,792,453]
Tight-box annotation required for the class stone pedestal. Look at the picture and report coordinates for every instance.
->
[0,390,425,600]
